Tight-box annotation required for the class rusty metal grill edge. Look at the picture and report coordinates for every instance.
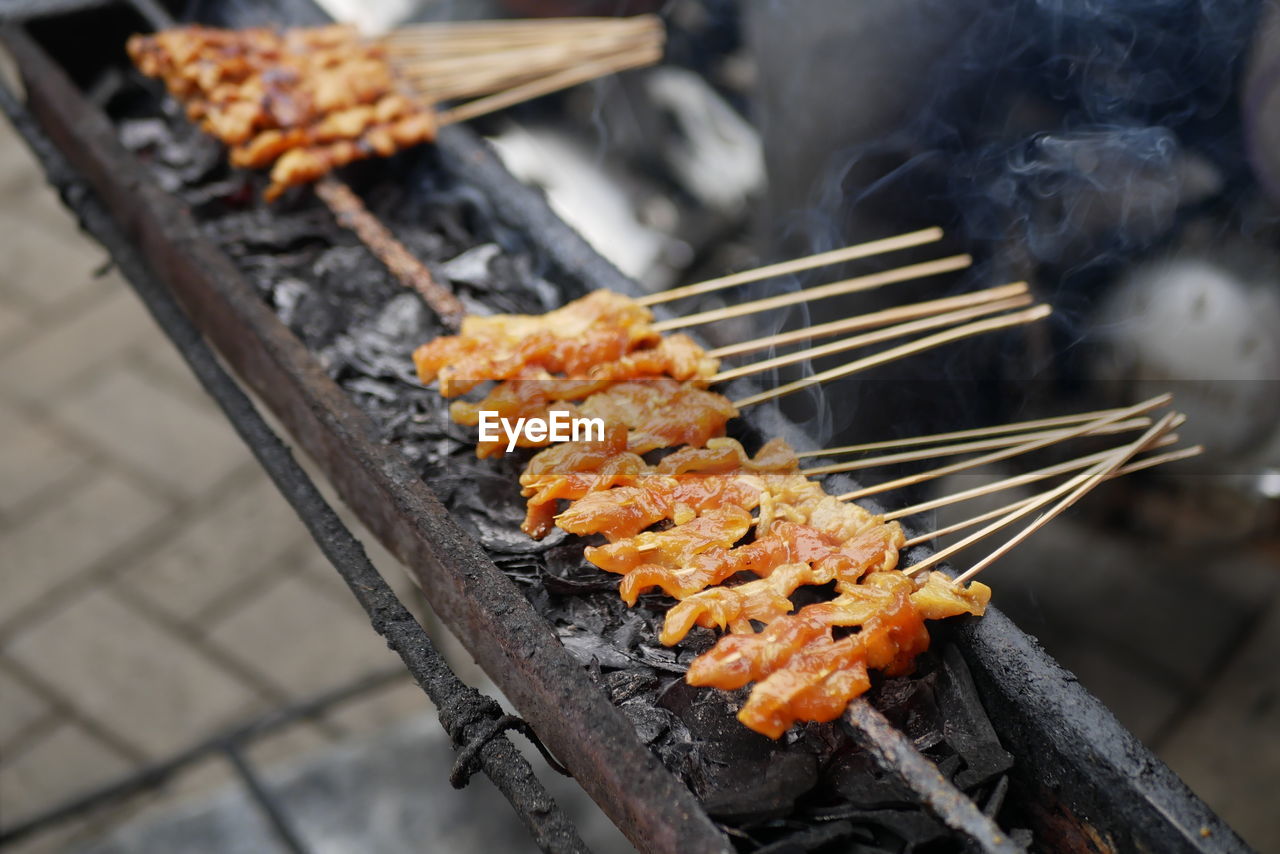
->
[0,2,1253,851]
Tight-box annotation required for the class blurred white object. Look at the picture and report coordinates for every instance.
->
[312,0,419,34]
[487,124,674,286]
[644,67,764,214]
[1093,253,1280,465]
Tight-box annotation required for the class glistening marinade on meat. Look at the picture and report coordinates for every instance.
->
[411,295,994,737]
[128,25,437,198]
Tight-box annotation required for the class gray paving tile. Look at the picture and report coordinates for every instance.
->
[1,817,99,854]
[0,471,167,628]
[117,477,309,621]
[293,525,429,624]
[0,408,93,518]
[91,756,237,842]
[0,121,91,238]
[74,717,549,854]
[324,676,430,738]
[206,574,399,699]
[1159,597,1280,854]
[50,367,249,500]
[245,721,333,769]
[133,339,202,403]
[0,299,29,351]
[5,590,261,759]
[0,287,152,400]
[0,208,109,312]
[0,721,133,826]
[0,661,53,753]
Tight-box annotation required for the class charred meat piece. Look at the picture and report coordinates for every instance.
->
[127,25,436,198]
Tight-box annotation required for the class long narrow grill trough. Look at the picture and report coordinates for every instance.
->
[0,1,1252,851]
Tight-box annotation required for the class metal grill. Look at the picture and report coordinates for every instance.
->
[0,1,1251,851]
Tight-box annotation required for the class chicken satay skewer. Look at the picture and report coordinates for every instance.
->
[684,418,1183,737]
[449,303,1051,458]
[544,399,1172,549]
[585,430,1188,554]
[419,282,1036,398]
[568,427,1192,590]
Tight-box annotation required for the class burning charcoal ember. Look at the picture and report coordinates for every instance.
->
[113,69,1023,852]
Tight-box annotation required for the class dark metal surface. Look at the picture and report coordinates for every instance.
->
[0,1,1255,851]
[0,16,730,854]
[957,610,1251,853]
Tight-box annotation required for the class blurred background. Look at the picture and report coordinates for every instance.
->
[1,0,1277,851]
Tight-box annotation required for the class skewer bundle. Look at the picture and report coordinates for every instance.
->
[527,397,1193,737]
[415,228,1049,458]
[408,229,1198,736]
[127,17,664,198]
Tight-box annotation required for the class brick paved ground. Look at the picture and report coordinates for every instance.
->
[0,121,436,851]
[1,116,1276,851]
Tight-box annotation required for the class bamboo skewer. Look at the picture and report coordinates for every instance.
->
[835,393,1172,501]
[385,17,658,45]
[388,22,655,54]
[900,444,1202,547]
[386,16,664,109]
[951,412,1181,583]
[904,412,1179,578]
[314,177,465,329]
[712,297,1033,384]
[436,42,665,125]
[796,402,1173,459]
[881,436,1185,520]
[395,31,659,75]
[652,255,973,333]
[639,228,945,306]
[800,416,1153,476]
[709,282,1028,359]
[733,305,1051,409]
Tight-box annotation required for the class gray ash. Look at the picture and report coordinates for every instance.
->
[113,75,1017,851]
